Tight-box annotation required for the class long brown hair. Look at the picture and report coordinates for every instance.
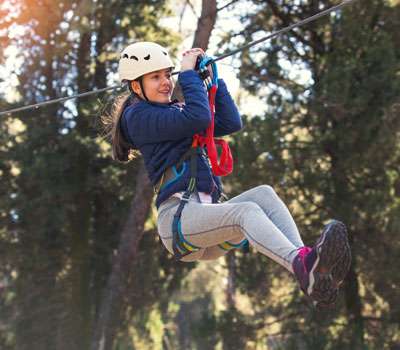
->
[101,91,140,162]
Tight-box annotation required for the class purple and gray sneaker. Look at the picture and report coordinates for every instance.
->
[292,220,352,306]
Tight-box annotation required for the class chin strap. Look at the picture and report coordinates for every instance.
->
[128,78,148,101]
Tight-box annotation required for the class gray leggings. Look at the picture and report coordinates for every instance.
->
[157,185,305,272]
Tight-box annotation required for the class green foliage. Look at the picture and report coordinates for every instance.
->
[219,0,400,348]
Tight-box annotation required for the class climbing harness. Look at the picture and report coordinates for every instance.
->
[170,56,248,261]
[0,0,356,117]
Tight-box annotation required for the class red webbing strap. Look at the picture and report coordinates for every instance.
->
[192,85,233,176]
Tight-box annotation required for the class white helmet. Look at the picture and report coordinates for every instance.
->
[118,42,175,82]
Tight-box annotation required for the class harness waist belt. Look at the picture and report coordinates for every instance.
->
[155,167,212,203]
[172,191,212,203]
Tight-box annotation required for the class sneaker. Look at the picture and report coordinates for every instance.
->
[292,220,352,305]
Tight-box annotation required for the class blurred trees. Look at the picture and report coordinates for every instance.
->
[221,0,400,348]
[1,0,400,349]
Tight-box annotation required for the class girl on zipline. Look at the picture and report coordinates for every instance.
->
[106,41,351,307]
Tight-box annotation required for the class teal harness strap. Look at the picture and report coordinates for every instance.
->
[171,147,202,260]
[218,239,249,252]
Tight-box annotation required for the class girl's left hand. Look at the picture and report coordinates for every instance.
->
[183,48,213,80]
[181,48,205,71]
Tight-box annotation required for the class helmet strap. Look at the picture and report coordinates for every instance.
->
[128,81,135,95]
[128,78,149,101]
[138,77,149,101]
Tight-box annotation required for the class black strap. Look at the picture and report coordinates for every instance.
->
[172,147,200,261]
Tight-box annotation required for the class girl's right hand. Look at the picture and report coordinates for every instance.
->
[180,48,205,71]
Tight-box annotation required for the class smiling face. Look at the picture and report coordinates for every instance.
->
[131,68,175,104]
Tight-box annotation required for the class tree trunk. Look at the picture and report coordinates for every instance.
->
[344,234,365,349]
[15,29,62,350]
[192,0,217,50]
[61,28,94,350]
[330,153,365,349]
[91,161,153,350]
[226,251,236,309]
[172,0,217,102]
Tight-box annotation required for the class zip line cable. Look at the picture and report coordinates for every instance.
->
[213,0,355,63]
[0,85,122,116]
[0,0,355,117]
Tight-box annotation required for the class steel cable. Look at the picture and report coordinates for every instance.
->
[0,0,355,117]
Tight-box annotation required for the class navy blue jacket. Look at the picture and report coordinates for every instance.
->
[120,69,242,208]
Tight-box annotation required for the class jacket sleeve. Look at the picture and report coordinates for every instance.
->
[123,70,211,145]
[214,79,243,137]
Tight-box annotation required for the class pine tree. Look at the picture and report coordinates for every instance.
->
[222,0,400,348]
[0,1,183,349]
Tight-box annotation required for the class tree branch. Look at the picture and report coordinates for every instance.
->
[192,0,218,50]
[217,0,240,12]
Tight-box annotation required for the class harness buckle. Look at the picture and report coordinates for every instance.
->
[181,192,191,202]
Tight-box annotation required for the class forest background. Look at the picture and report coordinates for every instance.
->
[0,0,399,349]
